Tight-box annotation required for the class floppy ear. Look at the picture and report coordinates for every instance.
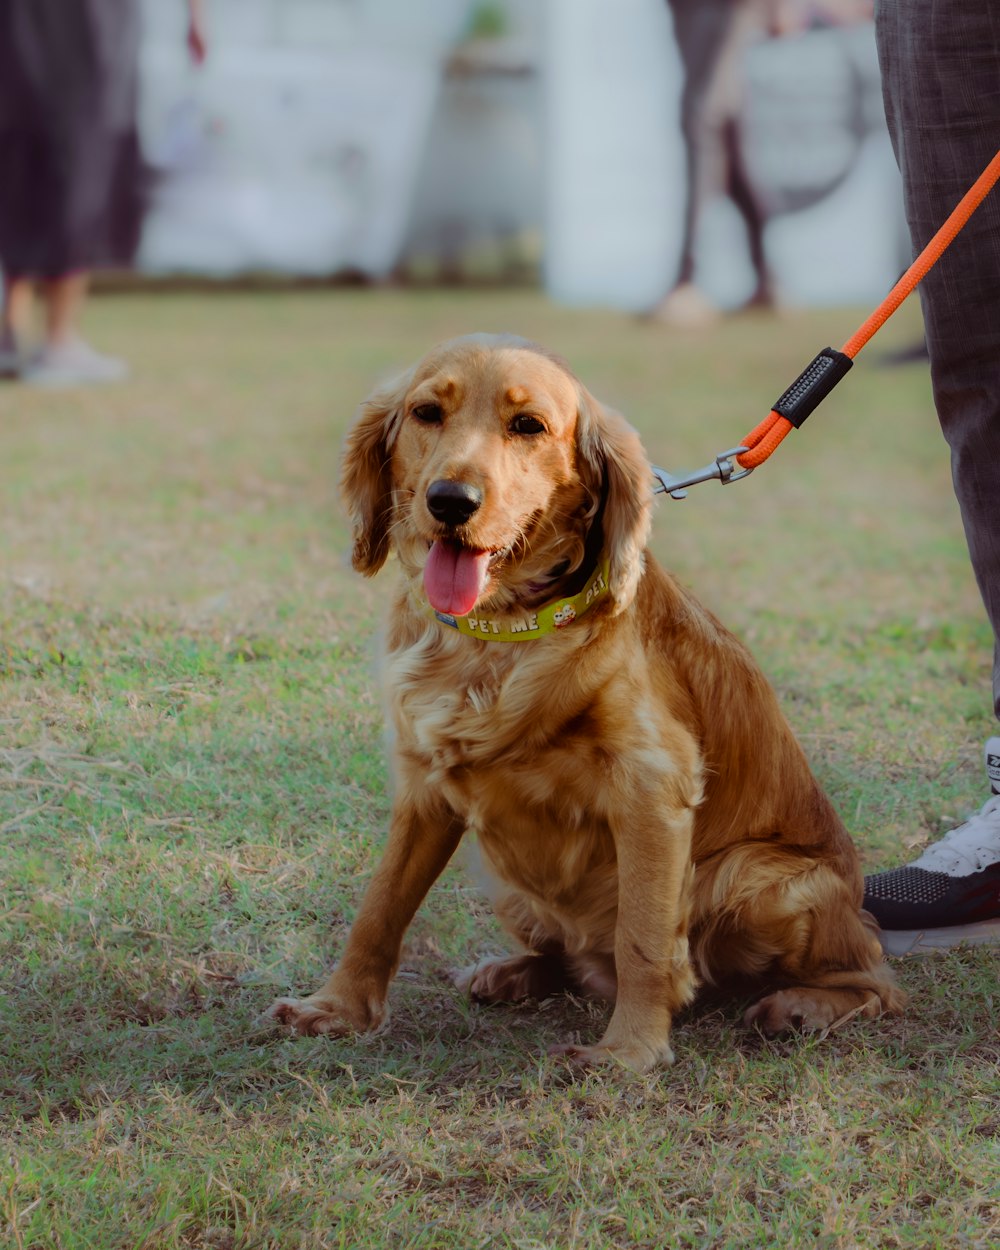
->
[340,369,411,576]
[576,388,653,613]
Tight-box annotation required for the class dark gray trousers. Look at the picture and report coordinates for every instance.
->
[876,0,1000,720]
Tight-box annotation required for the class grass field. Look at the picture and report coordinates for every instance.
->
[1,288,997,1249]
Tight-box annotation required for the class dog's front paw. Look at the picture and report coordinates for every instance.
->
[548,1038,675,1074]
[265,991,386,1038]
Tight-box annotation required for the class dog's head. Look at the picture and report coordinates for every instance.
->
[341,334,652,617]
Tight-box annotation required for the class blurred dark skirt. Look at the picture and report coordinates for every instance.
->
[0,0,145,278]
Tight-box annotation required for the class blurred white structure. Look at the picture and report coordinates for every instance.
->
[404,9,544,283]
[544,0,682,311]
[138,0,469,276]
[135,0,905,307]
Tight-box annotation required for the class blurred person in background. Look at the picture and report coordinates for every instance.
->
[652,0,774,327]
[0,0,206,386]
[651,0,873,327]
[861,0,1000,953]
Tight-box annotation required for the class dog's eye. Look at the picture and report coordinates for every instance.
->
[510,413,546,436]
[411,403,444,425]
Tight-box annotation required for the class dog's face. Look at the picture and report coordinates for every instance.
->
[341,334,653,616]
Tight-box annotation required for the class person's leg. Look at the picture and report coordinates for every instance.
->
[721,114,774,307]
[655,1,774,321]
[1,273,34,339]
[0,272,34,372]
[43,270,89,347]
[877,0,1000,713]
[21,269,126,387]
[671,0,736,287]
[651,0,737,324]
[863,0,1000,951]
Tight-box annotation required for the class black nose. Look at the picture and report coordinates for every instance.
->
[426,479,483,527]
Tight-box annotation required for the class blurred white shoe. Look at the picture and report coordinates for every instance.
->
[21,337,128,387]
[648,283,721,329]
[0,330,23,378]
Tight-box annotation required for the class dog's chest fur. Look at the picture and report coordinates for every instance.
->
[385,622,629,902]
[389,626,597,798]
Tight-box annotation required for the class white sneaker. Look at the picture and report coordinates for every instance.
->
[863,736,1000,954]
[21,337,128,388]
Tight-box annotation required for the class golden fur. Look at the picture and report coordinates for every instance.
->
[268,334,903,1072]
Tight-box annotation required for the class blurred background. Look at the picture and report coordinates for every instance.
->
[40,0,902,312]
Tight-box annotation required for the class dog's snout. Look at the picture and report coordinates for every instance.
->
[426,479,483,527]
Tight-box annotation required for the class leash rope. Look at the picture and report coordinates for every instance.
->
[653,147,1000,497]
[735,147,1000,472]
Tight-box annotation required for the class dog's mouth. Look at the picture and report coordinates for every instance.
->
[423,539,512,616]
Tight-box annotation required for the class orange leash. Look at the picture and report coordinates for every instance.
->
[735,147,1000,472]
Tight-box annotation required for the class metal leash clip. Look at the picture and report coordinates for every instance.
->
[651,447,754,500]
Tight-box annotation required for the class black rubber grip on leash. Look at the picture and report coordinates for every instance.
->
[772,347,853,428]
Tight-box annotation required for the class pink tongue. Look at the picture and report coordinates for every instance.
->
[423,541,491,616]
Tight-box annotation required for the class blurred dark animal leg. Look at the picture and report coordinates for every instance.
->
[722,116,775,309]
[650,0,736,324]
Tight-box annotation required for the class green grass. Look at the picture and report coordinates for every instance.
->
[1,288,997,1250]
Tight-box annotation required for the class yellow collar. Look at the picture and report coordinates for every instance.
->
[428,553,611,643]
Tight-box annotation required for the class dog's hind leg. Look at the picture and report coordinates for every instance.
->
[454,882,579,1003]
[454,947,573,1004]
[692,843,905,1036]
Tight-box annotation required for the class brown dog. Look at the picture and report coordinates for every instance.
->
[268,334,903,1071]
